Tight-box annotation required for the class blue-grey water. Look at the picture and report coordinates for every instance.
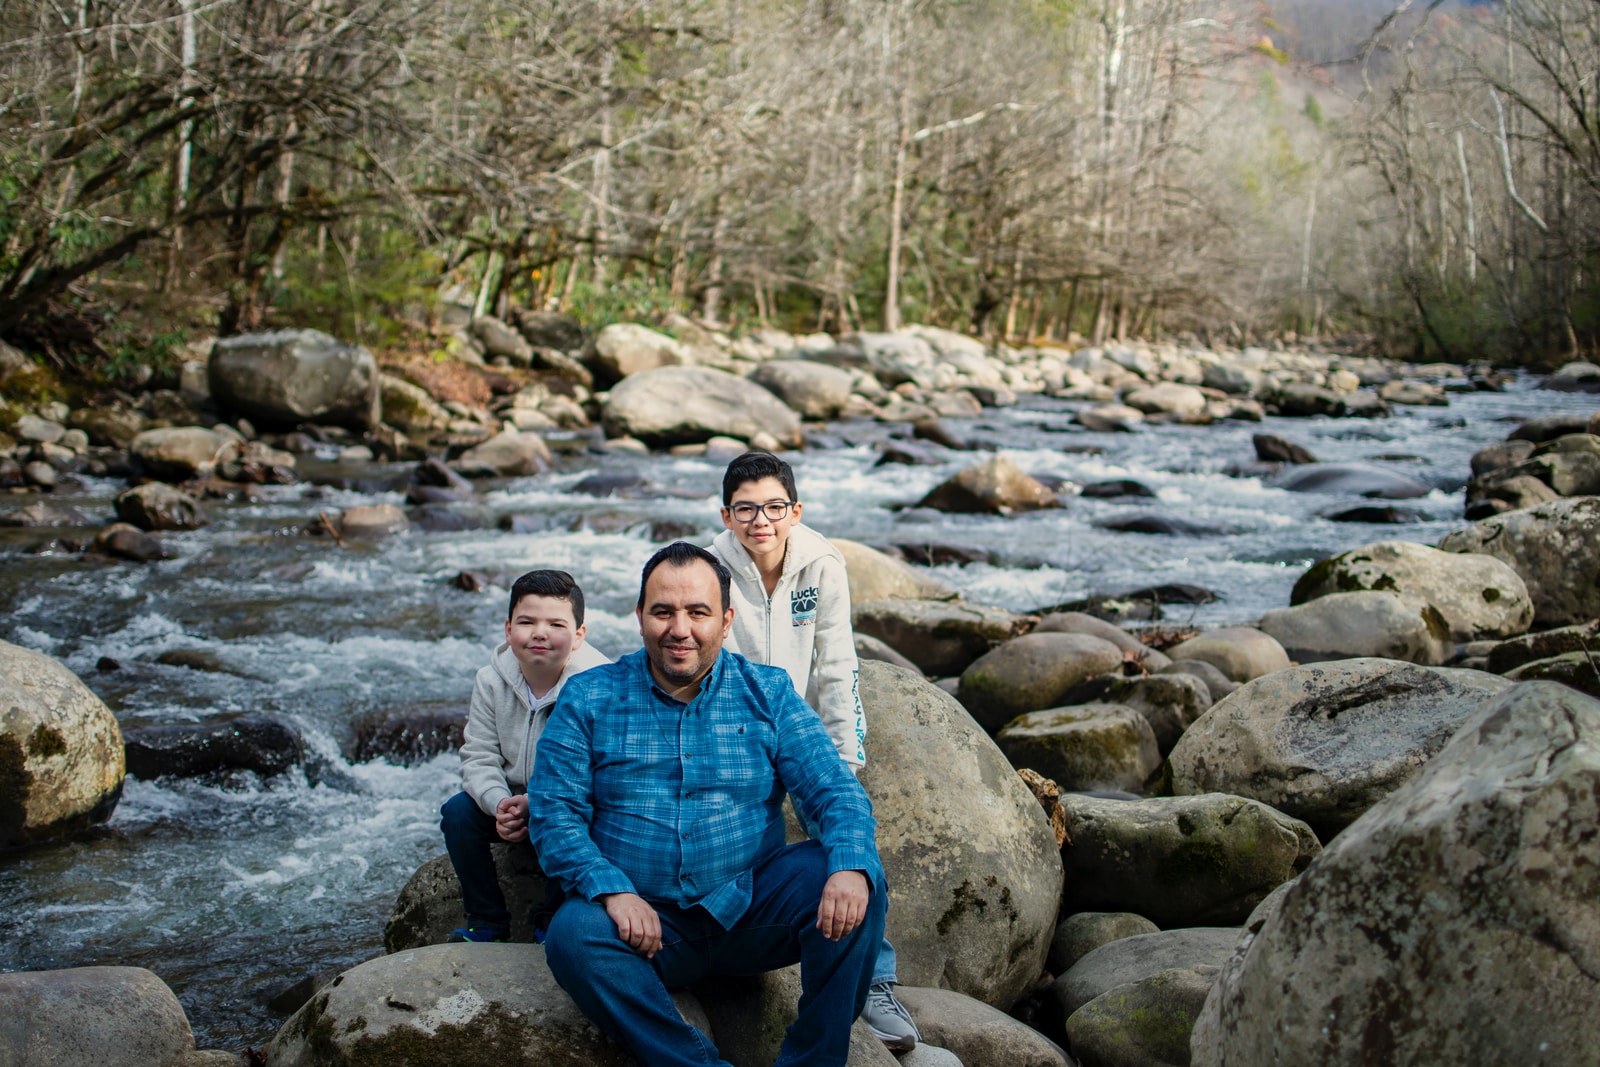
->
[0,375,1593,1049]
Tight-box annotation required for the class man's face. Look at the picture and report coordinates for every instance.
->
[721,476,802,566]
[505,594,585,677]
[637,560,733,689]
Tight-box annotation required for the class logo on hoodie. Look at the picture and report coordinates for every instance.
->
[791,586,819,626]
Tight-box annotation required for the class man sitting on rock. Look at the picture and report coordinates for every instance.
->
[528,542,886,1067]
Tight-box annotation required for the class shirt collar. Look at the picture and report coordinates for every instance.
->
[636,646,728,705]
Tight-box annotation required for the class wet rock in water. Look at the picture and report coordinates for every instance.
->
[1538,359,1600,392]
[1258,592,1455,665]
[1191,682,1600,1067]
[1485,618,1600,674]
[218,438,298,484]
[956,633,1126,732]
[1270,462,1429,498]
[1464,470,1561,516]
[386,848,550,950]
[0,455,25,488]
[602,365,802,448]
[336,503,409,538]
[1508,412,1592,443]
[1163,627,1288,683]
[1079,479,1156,499]
[70,406,146,449]
[1122,382,1207,419]
[995,704,1161,794]
[857,662,1062,1008]
[1323,504,1425,524]
[407,503,491,532]
[1168,658,1512,840]
[21,459,57,488]
[412,456,474,491]
[912,416,969,450]
[1438,496,1600,627]
[208,328,380,431]
[0,501,96,527]
[405,484,475,505]
[455,431,552,477]
[1378,379,1449,406]
[1290,539,1532,642]
[1053,928,1241,1022]
[1251,433,1317,464]
[917,456,1058,515]
[1073,404,1144,432]
[833,538,956,603]
[0,966,201,1067]
[154,648,255,676]
[854,598,1034,677]
[1095,513,1222,536]
[1050,912,1161,973]
[266,942,683,1066]
[1058,793,1319,927]
[887,542,996,567]
[0,640,126,847]
[1156,658,1237,700]
[12,413,66,444]
[1469,437,1535,476]
[749,359,855,420]
[1067,964,1220,1067]
[854,632,920,672]
[123,714,305,781]
[453,570,493,592]
[894,987,1075,1067]
[92,522,172,562]
[130,426,230,482]
[1059,672,1213,756]
[571,471,650,497]
[114,483,208,531]
[649,519,701,542]
[875,439,947,466]
[349,704,467,765]
[1121,583,1219,607]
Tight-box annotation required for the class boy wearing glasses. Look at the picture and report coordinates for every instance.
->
[709,450,921,1050]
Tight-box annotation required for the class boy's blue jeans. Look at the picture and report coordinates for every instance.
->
[440,790,516,930]
[543,840,887,1067]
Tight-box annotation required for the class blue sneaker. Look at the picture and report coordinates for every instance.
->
[446,926,507,943]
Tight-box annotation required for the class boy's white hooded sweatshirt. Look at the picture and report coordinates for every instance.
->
[459,639,611,816]
[711,524,866,769]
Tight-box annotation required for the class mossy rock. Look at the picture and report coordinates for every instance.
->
[1066,964,1220,1067]
[1505,651,1600,698]
[995,705,1160,793]
[956,633,1125,733]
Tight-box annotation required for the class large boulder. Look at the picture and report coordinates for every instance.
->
[1053,928,1241,1020]
[1050,912,1161,973]
[956,633,1126,732]
[1438,496,1600,627]
[1121,382,1207,419]
[895,987,1073,1067]
[208,329,380,431]
[123,714,304,781]
[749,360,856,420]
[266,943,705,1066]
[832,538,956,603]
[1192,682,1600,1066]
[379,374,452,435]
[455,431,553,477]
[1059,673,1213,756]
[917,456,1059,515]
[0,966,199,1067]
[1067,965,1220,1067]
[1269,463,1428,498]
[1256,591,1454,665]
[1057,793,1320,928]
[386,849,550,951]
[0,641,125,847]
[1162,628,1289,683]
[114,483,208,532]
[130,426,231,482]
[602,366,801,448]
[1289,540,1533,641]
[591,322,689,383]
[857,662,1063,1008]
[1034,612,1172,672]
[853,599,1035,677]
[995,705,1161,793]
[1487,619,1600,674]
[472,315,534,365]
[1168,658,1513,840]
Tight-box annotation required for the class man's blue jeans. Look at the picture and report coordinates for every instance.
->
[440,790,515,931]
[794,804,898,987]
[543,840,887,1067]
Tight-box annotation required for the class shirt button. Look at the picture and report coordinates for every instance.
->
[681,832,689,839]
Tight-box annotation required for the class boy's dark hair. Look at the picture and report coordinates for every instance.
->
[637,542,731,613]
[721,450,798,506]
[508,569,585,627]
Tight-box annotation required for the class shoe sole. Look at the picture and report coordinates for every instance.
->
[865,1025,917,1051]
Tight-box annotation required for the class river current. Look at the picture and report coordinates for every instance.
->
[0,375,1593,1048]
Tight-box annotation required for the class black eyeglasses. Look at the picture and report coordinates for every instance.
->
[728,501,795,523]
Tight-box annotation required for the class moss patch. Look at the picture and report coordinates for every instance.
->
[0,733,31,845]
[1482,587,1502,603]
[27,724,67,758]
[1154,839,1231,887]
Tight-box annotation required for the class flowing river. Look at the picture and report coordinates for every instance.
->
[0,374,1593,1048]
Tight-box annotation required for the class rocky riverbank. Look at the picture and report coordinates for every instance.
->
[4,313,1600,1065]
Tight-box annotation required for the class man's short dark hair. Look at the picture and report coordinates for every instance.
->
[638,542,731,613]
[509,569,585,627]
[721,450,799,506]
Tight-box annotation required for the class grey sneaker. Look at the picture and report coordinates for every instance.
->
[861,981,920,1050]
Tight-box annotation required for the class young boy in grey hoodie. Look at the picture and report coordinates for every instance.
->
[440,569,610,942]
[709,450,921,1051]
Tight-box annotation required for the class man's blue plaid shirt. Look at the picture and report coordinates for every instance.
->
[528,647,883,929]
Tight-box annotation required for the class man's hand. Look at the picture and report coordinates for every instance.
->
[495,795,529,842]
[815,870,870,941]
[600,892,663,958]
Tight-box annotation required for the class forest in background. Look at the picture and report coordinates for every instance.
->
[1,0,1597,381]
